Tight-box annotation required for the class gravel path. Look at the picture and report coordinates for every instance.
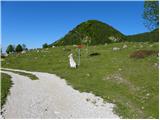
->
[1,68,119,119]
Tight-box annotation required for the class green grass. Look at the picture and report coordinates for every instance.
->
[2,42,159,118]
[1,73,13,107]
[2,69,38,80]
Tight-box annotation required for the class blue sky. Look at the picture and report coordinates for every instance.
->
[2,1,148,52]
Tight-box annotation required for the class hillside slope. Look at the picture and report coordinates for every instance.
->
[2,42,159,118]
[127,28,159,42]
[52,20,126,46]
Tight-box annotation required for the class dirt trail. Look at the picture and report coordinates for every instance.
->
[1,68,119,118]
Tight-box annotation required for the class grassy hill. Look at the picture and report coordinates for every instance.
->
[51,20,158,46]
[2,42,159,118]
[127,28,159,42]
[52,20,126,46]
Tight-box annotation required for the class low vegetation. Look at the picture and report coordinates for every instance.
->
[2,69,38,80]
[2,42,159,118]
[1,73,13,107]
[130,50,158,58]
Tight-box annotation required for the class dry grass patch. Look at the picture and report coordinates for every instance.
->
[130,50,158,59]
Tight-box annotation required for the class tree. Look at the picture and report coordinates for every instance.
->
[6,44,14,54]
[143,0,159,30]
[15,44,23,53]
[42,43,48,48]
[22,44,27,50]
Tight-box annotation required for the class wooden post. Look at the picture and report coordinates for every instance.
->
[78,48,80,66]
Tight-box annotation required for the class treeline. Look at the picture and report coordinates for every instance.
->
[42,43,54,48]
[6,44,28,54]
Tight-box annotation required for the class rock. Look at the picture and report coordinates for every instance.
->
[73,45,77,47]
[86,98,90,101]
[118,68,122,71]
[21,51,26,54]
[86,73,90,77]
[154,63,158,68]
[122,44,127,48]
[146,93,150,96]
[112,47,120,51]
[105,43,108,46]
[113,99,116,103]
[149,45,153,47]
[108,36,120,42]
[92,99,97,104]
[52,46,55,48]
[5,53,8,57]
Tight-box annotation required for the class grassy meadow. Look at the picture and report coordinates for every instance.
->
[1,42,159,118]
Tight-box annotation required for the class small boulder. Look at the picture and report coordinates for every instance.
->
[113,47,120,51]
[73,45,77,47]
[21,51,26,54]
[123,44,127,48]
[149,44,153,47]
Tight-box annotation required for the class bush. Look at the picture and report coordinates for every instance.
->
[130,50,158,58]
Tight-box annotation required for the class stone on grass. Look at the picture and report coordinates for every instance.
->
[146,93,150,96]
[154,63,158,68]
[149,45,153,47]
[73,45,77,47]
[122,44,127,48]
[118,68,122,71]
[21,51,26,54]
[86,73,90,77]
[112,47,120,51]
